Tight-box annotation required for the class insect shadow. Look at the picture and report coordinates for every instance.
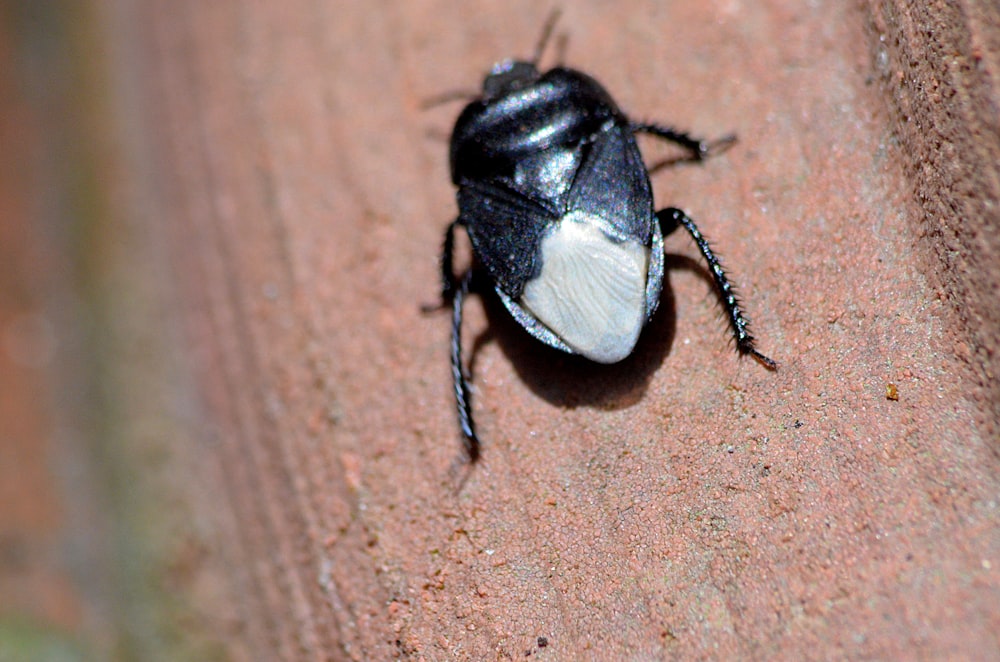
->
[465,253,717,412]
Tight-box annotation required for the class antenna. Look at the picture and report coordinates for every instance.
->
[531,9,563,66]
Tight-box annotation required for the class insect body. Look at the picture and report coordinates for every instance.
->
[436,19,776,461]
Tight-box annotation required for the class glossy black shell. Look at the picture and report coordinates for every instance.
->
[449,65,662,313]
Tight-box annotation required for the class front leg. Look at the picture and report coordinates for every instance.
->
[657,207,777,370]
[631,122,736,161]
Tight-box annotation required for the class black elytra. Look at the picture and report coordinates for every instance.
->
[434,12,776,462]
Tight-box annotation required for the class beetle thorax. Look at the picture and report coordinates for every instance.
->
[520,211,650,364]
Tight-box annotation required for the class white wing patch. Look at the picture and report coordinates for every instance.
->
[521,213,649,363]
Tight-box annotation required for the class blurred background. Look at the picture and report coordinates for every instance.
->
[1,3,219,659]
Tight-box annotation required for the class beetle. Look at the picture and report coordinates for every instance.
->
[433,13,776,462]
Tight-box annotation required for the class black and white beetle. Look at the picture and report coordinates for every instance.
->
[434,14,776,462]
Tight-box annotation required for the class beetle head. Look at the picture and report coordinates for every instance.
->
[482,60,542,100]
[481,10,560,101]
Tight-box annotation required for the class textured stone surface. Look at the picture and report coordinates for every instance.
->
[3,0,998,659]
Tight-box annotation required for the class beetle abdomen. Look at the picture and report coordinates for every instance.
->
[521,211,649,363]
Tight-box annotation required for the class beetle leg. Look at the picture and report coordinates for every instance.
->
[451,269,481,461]
[631,123,736,161]
[440,219,461,301]
[421,220,463,314]
[657,207,777,370]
